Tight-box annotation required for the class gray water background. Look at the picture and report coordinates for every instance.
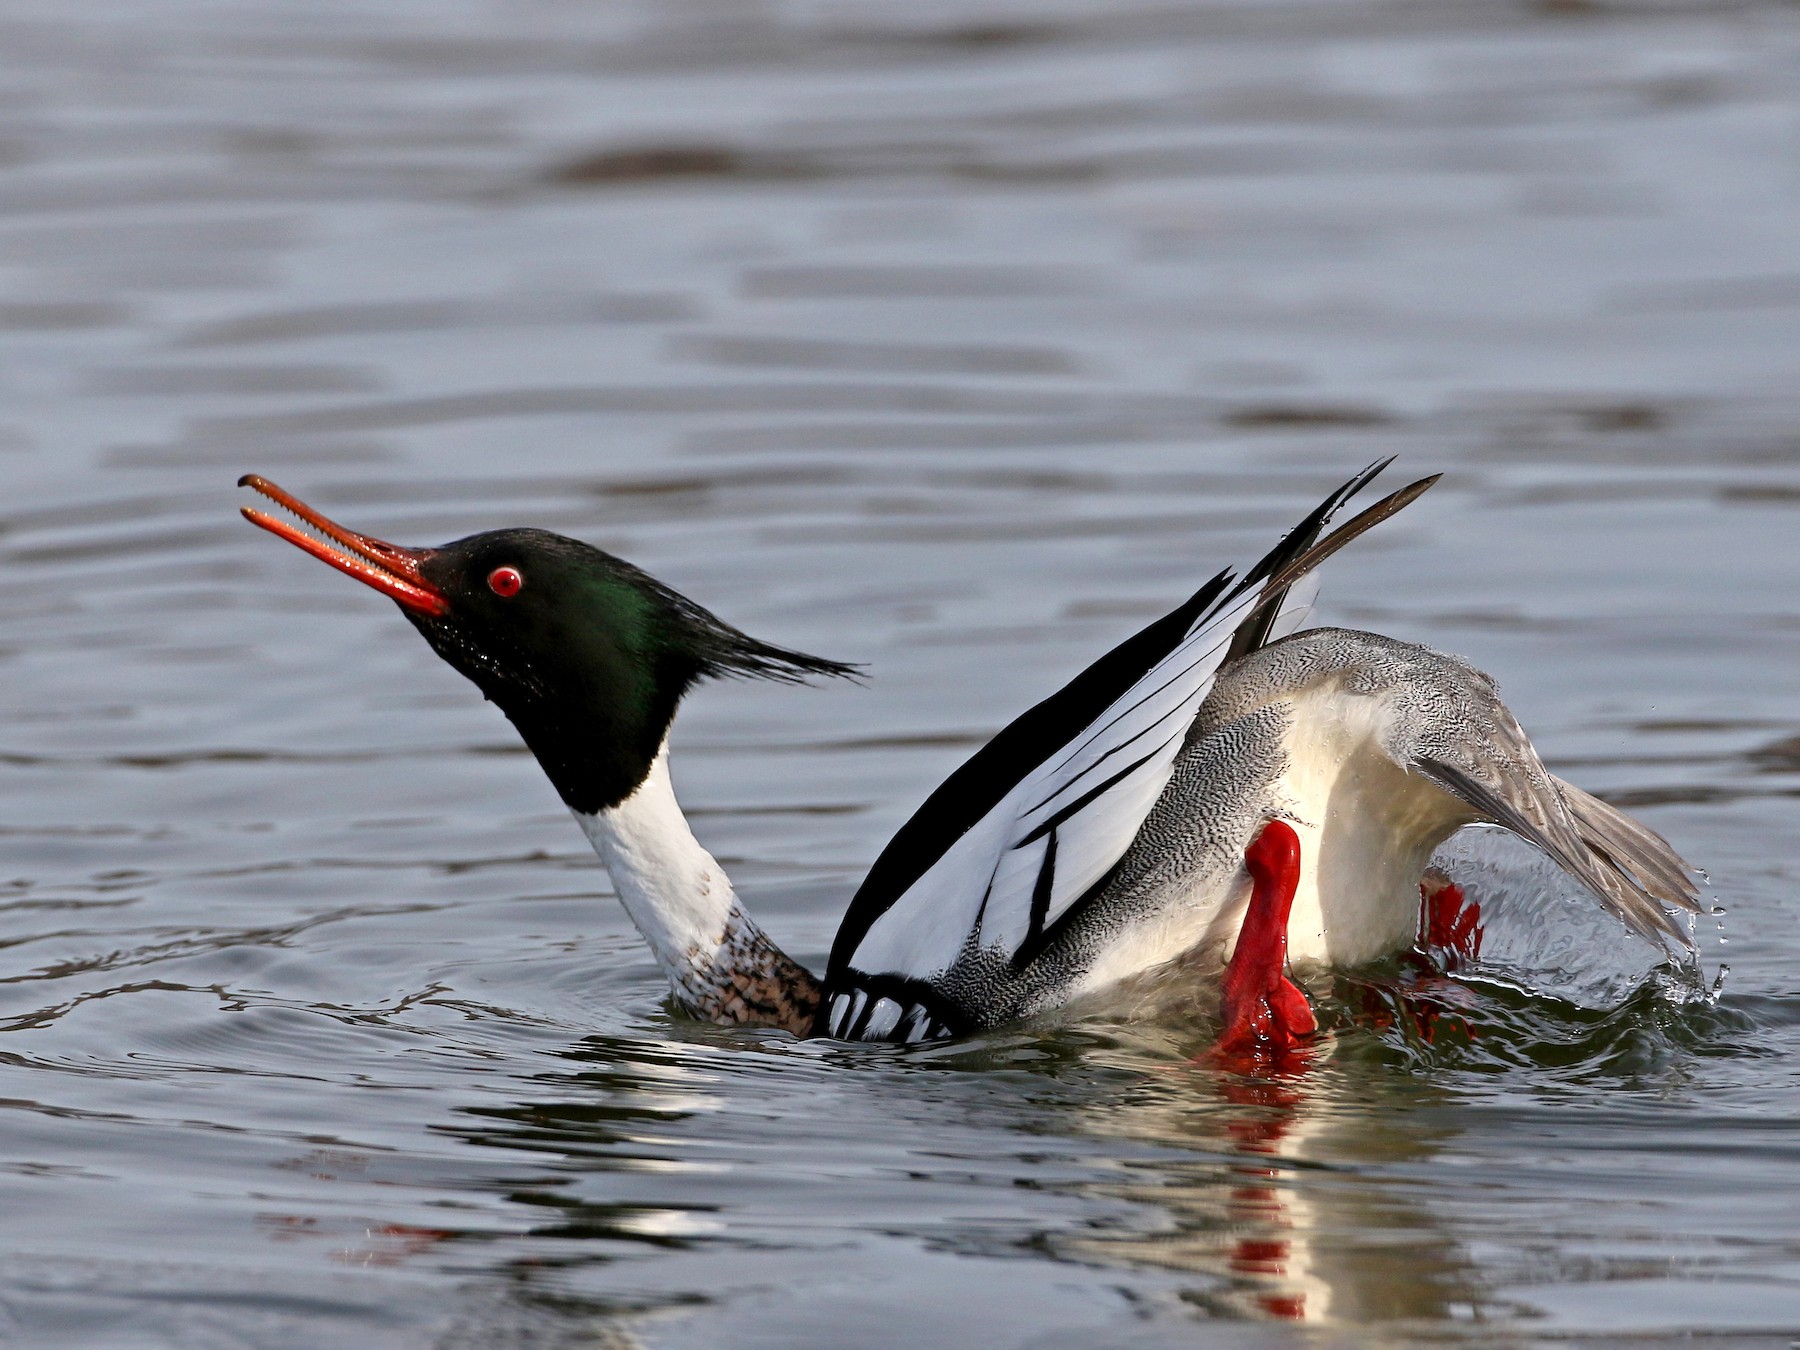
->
[0,0,1796,1344]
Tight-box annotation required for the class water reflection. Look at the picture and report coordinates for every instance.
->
[427,1021,1487,1330]
[1043,1027,1478,1325]
[417,841,1743,1335]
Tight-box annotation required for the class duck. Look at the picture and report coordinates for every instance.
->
[239,462,1700,1052]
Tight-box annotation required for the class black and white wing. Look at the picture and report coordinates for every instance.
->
[818,462,1437,1043]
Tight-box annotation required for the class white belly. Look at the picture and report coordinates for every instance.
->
[1268,688,1473,967]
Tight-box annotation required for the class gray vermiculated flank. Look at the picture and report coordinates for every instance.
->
[991,702,1291,1025]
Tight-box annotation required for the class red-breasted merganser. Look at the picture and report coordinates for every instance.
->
[240,463,1699,1052]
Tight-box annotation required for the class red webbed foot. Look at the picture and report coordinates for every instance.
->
[1211,819,1318,1069]
[1419,869,1482,969]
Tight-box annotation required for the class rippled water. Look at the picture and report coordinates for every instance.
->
[1,1,1797,1344]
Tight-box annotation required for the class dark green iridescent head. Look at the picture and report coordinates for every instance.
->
[408,529,855,811]
[239,477,856,814]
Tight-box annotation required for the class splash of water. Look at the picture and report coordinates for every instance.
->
[1322,826,1747,1076]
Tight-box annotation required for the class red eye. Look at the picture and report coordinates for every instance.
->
[487,566,523,598]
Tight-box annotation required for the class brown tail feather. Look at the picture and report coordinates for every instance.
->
[1555,777,1702,918]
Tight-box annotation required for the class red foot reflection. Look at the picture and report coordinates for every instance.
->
[1188,858,1492,1321]
[1220,1072,1312,1319]
[1204,824,1319,1320]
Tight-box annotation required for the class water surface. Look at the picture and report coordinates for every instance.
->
[1,1,1797,1344]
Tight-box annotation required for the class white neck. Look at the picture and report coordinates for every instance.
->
[574,745,741,980]
[572,743,820,1031]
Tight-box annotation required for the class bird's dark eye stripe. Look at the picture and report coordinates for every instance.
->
[488,566,523,598]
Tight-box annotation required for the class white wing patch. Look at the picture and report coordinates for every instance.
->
[847,582,1289,980]
[1265,573,1321,647]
